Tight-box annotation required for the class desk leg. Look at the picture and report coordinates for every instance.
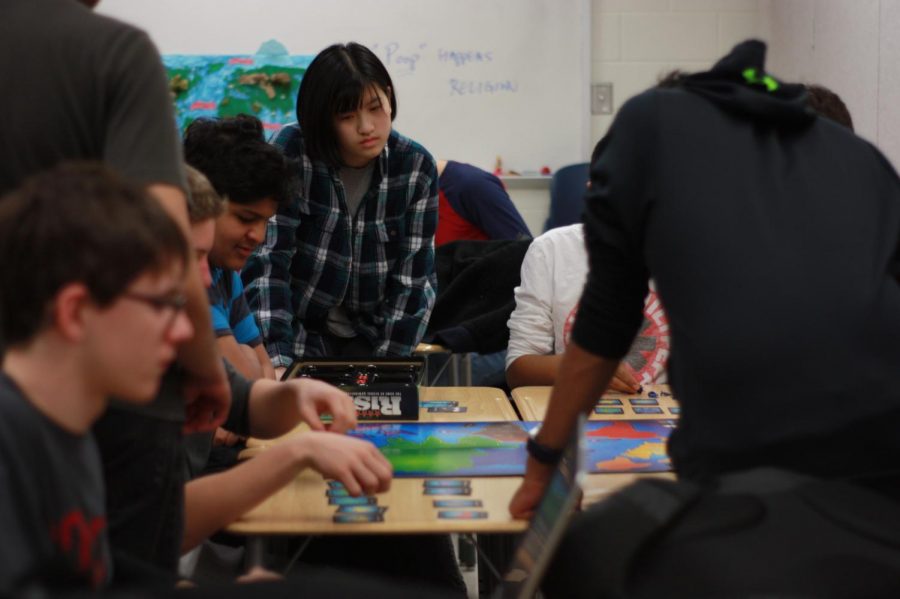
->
[244,536,267,570]
[450,354,460,386]
[475,533,518,597]
[463,353,473,386]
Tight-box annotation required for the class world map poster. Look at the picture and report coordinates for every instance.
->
[163,46,312,134]
[347,420,674,478]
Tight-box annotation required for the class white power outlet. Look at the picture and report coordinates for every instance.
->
[591,83,613,115]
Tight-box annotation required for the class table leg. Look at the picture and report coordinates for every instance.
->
[244,536,267,570]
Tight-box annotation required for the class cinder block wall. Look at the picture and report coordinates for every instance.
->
[590,0,762,145]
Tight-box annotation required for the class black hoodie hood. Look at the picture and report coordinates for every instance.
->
[680,40,814,128]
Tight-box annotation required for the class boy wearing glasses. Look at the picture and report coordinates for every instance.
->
[0,163,193,594]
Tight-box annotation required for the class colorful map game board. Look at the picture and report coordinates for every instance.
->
[347,420,674,477]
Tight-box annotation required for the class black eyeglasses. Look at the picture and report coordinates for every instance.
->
[122,291,188,329]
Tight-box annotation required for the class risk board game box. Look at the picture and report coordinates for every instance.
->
[284,357,423,421]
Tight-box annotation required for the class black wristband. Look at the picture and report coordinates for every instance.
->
[526,436,565,465]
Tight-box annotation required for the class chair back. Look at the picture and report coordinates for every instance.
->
[544,162,590,232]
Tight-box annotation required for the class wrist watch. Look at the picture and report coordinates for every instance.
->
[526,426,565,465]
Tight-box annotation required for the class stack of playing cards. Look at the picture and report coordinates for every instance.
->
[327,480,387,523]
[423,479,488,520]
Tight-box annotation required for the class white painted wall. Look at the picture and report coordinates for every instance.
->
[586,0,900,171]
[589,0,764,146]
[511,0,764,236]
[760,0,900,170]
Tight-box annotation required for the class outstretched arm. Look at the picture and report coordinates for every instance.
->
[182,432,391,553]
[246,377,358,439]
[509,343,620,519]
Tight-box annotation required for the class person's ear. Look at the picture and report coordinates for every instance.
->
[52,283,92,342]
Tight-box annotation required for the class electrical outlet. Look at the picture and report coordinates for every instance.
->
[591,83,613,115]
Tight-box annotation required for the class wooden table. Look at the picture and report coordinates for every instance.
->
[511,384,679,505]
[511,383,679,421]
[231,386,677,538]
[228,470,527,536]
[232,387,524,535]
[243,386,517,458]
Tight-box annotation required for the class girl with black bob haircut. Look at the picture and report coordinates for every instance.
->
[297,43,399,167]
[243,42,439,367]
[242,41,457,592]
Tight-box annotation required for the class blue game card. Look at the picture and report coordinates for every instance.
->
[333,512,384,523]
[633,407,664,414]
[433,499,483,508]
[420,401,459,408]
[437,510,488,520]
[336,505,387,514]
[328,496,377,506]
[423,479,471,488]
[597,398,623,406]
[424,487,472,496]
[630,398,659,406]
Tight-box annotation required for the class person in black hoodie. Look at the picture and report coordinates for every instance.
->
[509,41,900,597]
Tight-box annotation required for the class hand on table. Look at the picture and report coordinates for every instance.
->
[295,432,392,496]
[509,457,555,519]
[608,363,641,394]
[287,377,358,434]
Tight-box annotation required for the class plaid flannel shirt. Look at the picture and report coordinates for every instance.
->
[242,124,438,366]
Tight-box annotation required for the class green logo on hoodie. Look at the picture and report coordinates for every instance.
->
[742,68,779,92]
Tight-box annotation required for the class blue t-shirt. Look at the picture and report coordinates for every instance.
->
[208,267,262,346]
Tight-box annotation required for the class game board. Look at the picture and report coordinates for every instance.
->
[347,421,674,477]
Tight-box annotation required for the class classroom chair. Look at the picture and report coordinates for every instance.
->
[543,162,590,232]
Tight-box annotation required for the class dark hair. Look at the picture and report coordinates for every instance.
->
[657,70,690,89]
[297,42,397,166]
[805,84,854,131]
[0,162,189,346]
[183,114,294,207]
[590,138,605,167]
[185,164,225,223]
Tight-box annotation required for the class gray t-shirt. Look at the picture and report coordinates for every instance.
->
[339,161,375,218]
[328,162,376,337]
[0,373,112,594]
[0,0,185,195]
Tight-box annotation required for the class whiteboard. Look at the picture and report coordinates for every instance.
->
[97,0,591,173]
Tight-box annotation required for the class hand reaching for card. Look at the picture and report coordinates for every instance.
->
[291,432,392,496]
[286,377,358,434]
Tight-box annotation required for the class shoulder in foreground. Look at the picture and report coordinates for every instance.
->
[30,0,153,51]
